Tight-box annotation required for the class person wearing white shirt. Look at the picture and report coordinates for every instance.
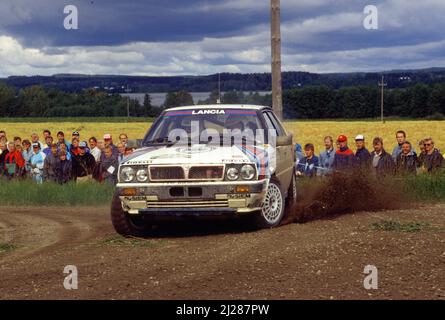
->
[88,136,101,162]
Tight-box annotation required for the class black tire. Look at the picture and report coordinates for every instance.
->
[110,192,149,237]
[285,172,297,215]
[254,178,285,229]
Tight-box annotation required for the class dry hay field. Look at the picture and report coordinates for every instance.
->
[1,119,444,154]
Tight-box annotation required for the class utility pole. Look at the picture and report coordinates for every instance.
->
[217,73,221,104]
[271,0,283,119]
[125,84,131,117]
[378,75,387,123]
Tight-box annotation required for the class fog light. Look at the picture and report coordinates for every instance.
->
[236,186,250,193]
[122,188,137,196]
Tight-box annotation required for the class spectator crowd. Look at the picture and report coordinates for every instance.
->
[295,131,445,177]
[1,128,444,185]
[0,130,135,184]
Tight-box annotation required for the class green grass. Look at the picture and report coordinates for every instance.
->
[403,174,445,201]
[371,220,431,232]
[0,180,114,206]
[0,243,17,253]
[0,174,444,207]
[102,235,166,248]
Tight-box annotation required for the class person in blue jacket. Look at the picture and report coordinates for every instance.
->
[318,136,335,176]
[296,143,319,177]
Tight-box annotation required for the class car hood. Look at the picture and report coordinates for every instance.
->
[122,144,270,175]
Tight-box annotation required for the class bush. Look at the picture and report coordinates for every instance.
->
[425,112,445,121]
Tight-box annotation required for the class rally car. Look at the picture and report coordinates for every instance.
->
[111,105,296,236]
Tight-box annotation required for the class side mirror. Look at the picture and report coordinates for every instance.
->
[276,134,293,146]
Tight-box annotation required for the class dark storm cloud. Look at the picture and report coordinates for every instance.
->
[0,0,270,47]
[0,0,444,76]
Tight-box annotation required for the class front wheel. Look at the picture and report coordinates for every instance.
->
[110,192,150,237]
[285,172,297,215]
[254,179,285,228]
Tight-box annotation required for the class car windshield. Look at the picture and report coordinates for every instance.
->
[143,109,264,146]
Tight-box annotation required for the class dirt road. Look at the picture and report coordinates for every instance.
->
[0,205,444,300]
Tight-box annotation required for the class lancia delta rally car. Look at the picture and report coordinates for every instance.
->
[111,105,297,236]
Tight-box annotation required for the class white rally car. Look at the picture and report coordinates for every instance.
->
[111,105,296,236]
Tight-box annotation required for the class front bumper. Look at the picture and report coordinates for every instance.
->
[116,180,268,216]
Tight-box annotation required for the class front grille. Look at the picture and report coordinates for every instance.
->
[188,166,224,180]
[146,199,229,208]
[149,166,185,181]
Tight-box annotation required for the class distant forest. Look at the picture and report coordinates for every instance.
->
[0,68,445,119]
[3,68,445,93]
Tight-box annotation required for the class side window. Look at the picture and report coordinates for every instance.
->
[263,111,285,136]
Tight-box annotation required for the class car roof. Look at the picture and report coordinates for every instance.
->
[165,104,271,112]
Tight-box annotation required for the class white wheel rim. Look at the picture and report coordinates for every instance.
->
[262,183,283,224]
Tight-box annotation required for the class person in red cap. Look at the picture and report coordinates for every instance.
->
[332,135,354,171]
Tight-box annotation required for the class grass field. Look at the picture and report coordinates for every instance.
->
[1,118,444,153]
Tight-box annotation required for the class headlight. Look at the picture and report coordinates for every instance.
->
[136,168,148,182]
[120,167,135,182]
[226,167,239,181]
[240,164,255,180]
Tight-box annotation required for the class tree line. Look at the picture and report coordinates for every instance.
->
[0,84,160,118]
[4,69,445,93]
[0,82,444,119]
[283,83,445,119]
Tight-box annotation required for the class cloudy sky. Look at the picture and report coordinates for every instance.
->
[0,0,444,77]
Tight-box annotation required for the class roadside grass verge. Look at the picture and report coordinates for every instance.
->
[0,243,17,253]
[0,180,114,206]
[371,220,431,232]
[403,174,445,201]
[0,173,444,207]
[102,234,167,248]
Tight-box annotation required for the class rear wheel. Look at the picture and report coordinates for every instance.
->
[110,192,149,237]
[254,179,285,228]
